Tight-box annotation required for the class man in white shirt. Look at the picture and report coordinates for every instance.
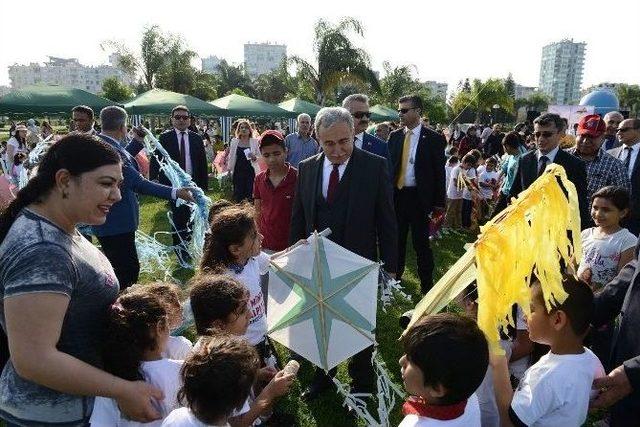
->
[608,118,640,235]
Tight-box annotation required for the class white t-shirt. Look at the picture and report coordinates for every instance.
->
[445,165,457,193]
[90,359,183,426]
[578,227,637,289]
[398,393,481,427]
[163,336,193,360]
[162,407,229,427]
[227,252,269,345]
[447,166,464,200]
[462,168,477,201]
[511,348,605,427]
[478,170,499,199]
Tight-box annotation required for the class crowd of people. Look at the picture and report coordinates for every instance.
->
[0,92,639,427]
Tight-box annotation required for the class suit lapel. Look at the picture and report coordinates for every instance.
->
[524,152,537,186]
[308,154,323,225]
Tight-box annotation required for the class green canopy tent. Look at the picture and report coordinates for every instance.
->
[369,104,399,122]
[123,88,225,116]
[278,98,322,133]
[0,84,119,117]
[210,94,297,141]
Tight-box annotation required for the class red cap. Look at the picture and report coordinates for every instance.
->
[577,114,606,137]
[258,130,285,148]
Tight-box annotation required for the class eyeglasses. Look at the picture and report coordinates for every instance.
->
[352,111,371,119]
[173,115,190,120]
[533,131,556,139]
[398,107,416,114]
[617,127,634,133]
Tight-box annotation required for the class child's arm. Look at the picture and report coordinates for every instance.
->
[490,353,516,427]
[228,370,295,427]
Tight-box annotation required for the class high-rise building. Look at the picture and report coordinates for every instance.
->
[202,55,222,74]
[8,56,132,94]
[538,39,586,105]
[514,84,537,100]
[423,81,448,100]
[244,42,286,77]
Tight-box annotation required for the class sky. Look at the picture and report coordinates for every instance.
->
[1,0,639,95]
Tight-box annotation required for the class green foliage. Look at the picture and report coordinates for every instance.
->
[189,72,219,101]
[616,84,640,117]
[214,60,255,98]
[525,92,551,112]
[504,73,516,99]
[450,78,514,123]
[99,77,134,103]
[253,61,298,104]
[289,17,379,105]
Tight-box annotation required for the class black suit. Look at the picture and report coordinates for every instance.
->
[150,129,209,261]
[608,145,640,236]
[593,238,640,426]
[289,147,398,391]
[388,125,446,293]
[508,148,590,229]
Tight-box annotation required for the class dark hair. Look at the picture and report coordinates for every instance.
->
[469,149,482,162]
[533,113,564,131]
[531,273,594,336]
[189,274,249,336]
[172,105,190,116]
[462,282,478,302]
[13,152,26,165]
[0,134,121,244]
[100,106,127,132]
[207,199,233,223]
[502,131,523,149]
[461,153,476,165]
[398,94,423,112]
[591,186,630,211]
[403,313,488,404]
[447,156,459,165]
[178,334,259,425]
[486,157,498,165]
[71,105,94,121]
[200,202,255,271]
[125,282,183,325]
[103,292,168,381]
[259,135,286,151]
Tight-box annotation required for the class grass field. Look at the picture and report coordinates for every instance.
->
[137,180,475,427]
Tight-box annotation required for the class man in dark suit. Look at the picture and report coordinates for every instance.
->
[607,118,640,236]
[592,237,640,426]
[508,113,590,229]
[388,95,446,294]
[150,105,209,263]
[342,94,390,160]
[290,106,398,400]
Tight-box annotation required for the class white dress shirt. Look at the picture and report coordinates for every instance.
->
[354,132,364,150]
[174,128,193,175]
[322,155,350,199]
[402,124,422,187]
[619,142,640,178]
[537,145,560,171]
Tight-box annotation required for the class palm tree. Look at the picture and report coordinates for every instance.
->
[289,17,379,105]
[617,84,640,117]
[450,78,513,123]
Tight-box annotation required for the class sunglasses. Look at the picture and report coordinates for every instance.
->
[617,127,634,133]
[533,131,556,139]
[397,107,416,114]
[173,115,190,120]
[352,111,371,119]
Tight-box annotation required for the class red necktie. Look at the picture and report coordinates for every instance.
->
[327,164,340,203]
[179,131,186,169]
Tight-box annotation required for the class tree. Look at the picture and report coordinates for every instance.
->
[374,62,417,106]
[253,61,298,104]
[155,36,198,94]
[289,17,379,105]
[190,72,218,101]
[450,78,514,123]
[617,84,640,117]
[99,77,134,102]
[215,60,255,97]
[504,73,516,99]
[526,92,551,112]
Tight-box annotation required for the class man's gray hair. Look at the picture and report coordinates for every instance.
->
[100,106,128,132]
[297,113,311,123]
[342,94,370,109]
[604,111,623,121]
[314,107,354,134]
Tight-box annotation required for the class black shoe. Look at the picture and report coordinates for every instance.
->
[301,379,332,402]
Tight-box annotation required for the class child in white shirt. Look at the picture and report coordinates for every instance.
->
[90,292,182,427]
[478,157,500,223]
[491,274,605,427]
[162,335,265,427]
[399,313,488,427]
[446,155,475,229]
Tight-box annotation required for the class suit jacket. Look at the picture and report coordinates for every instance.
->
[92,134,174,237]
[608,145,640,232]
[150,129,209,190]
[361,132,390,159]
[508,149,590,229]
[289,147,398,273]
[388,125,446,214]
[593,237,640,407]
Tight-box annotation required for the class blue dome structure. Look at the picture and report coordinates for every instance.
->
[579,89,620,115]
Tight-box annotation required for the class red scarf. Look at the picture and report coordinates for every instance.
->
[402,397,467,421]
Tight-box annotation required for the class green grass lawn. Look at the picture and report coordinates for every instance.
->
[137,183,475,427]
